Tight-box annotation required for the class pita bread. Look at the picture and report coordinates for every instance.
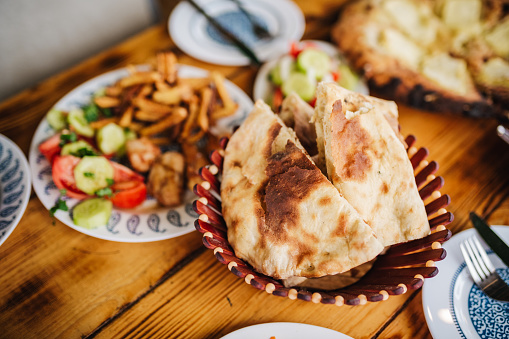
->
[279,92,318,156]
[313,83,430,246]
[221,100,384,280]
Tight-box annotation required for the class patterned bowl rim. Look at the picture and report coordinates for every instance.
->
[193,135,453,306]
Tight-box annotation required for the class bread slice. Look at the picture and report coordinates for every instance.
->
[221,100,384,279]
[313,83,430,247]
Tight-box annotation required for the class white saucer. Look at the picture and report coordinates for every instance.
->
[0,134,31,246]
[422,226,509,339]
[220,322,353,339]
[169,0,304,66]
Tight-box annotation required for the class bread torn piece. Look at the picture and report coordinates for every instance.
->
[313,83,430,247]
[221,100,384,280]
[279,93,318,156]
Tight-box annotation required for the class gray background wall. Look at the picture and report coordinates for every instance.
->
[0,0,160,101]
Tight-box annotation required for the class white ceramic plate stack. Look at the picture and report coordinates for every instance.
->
[169,0,305,65]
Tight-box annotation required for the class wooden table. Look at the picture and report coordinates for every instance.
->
[1,2,508,338]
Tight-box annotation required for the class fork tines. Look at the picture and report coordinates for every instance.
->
[460,235,509,302]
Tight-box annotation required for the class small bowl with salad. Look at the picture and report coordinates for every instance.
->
[253,40,368,110]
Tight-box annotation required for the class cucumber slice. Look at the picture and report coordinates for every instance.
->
[73,198,112,229]
[297,49,332,79]
[96,123,126,155]
[281,72,316,102]
[68,108,94,137]
[46,108,67,131]
[74,156,114,195]
[337,63,360,90]
[269,64,283,86]
[61,140,96,157]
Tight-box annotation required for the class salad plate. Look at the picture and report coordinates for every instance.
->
[29,65,253,243]
[168,0,304,66]
[253,40,369,107]
[220,322,353,339]
[423,226,509,339]
[0,134,31,246]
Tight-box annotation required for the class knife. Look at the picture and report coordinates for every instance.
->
[186,0,262,66]
[470,212,509,267]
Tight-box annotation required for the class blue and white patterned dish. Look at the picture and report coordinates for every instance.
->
[29,65,253,243]
[168,0,304,66]
[423,226,509,339]
[0,134,31,246]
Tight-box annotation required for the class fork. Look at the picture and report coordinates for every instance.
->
[460,236,509,302]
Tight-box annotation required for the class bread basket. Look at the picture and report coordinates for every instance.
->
[193,135,453,306]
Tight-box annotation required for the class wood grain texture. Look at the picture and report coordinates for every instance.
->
[91,250,415,339]
[0,198,204,338]
[0,2,508,337]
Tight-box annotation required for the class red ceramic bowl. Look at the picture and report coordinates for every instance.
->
[193,135,453,306]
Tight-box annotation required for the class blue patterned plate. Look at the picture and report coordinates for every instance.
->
[29,65,253,243]
[0,134,31,246]
[423,226,509,339]
[168,0,304,66]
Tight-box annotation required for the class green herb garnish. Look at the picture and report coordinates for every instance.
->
[59,132,78,147]
[70,147,97,157]
[106,178,115,186]
[50,190,69,216]
[83,103,99,122]
[95,187,113,198]
[102,107,113,117]
[84,172,95,178]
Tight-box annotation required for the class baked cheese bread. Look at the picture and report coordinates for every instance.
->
[332,0,509,120]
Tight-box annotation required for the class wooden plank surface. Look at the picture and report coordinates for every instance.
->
[0,2,508,338]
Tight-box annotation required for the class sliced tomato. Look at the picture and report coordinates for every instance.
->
[52,155,89,200]
[39,133,62,162]
[289,41,302,59]
[111,162,145,183]
[273,87,283,112]
[109,180,146,209]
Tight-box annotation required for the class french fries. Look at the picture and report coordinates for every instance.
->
[88,51,240,206]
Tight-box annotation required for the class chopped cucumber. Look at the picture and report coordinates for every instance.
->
[96,123,126,155]
[269,64,283,86]
[68,108,95,137]
[46,108,67,131]
[297,49,332,79]
[281,72,316,102]
[337,63,360,90]
[73,198,112,229]
[74,156,114,195]
[61,140,96,157]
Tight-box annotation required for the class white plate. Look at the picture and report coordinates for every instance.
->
[220,322,353,339]
[0,134,31,246]
[253,40,369,103]
[423,226,509,339]
[169,0,304,66]
[29,65,253,243]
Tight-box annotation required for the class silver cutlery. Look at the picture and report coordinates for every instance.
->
[460,235,509,302]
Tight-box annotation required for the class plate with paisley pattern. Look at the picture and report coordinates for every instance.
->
[423,226,509,339]
[0,134,31,246]
[29,65,253,243]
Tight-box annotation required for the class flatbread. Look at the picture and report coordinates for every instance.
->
[221,100,384,280]
[279,92,318,156]
[331,0,508,120]
[313,83,430,246]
